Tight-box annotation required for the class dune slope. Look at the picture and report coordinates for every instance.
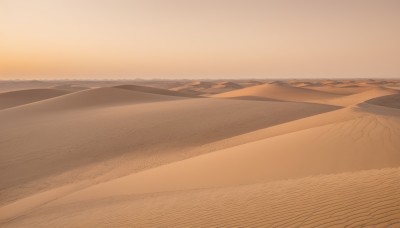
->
[2,168,399,227]
[114,84,197,97]
[0,89,70,110]
[0,96,338,206]
[366,93,400,109]
[47,104,400,202]
[328,87,399,106]
[212,83,341,103]
[2,80,399,227]
[1,87,191,113]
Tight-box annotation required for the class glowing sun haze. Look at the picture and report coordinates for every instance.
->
[1,0,399,79]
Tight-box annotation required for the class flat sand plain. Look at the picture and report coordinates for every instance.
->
[1,79,400,227]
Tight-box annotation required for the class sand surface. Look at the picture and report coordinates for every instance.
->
[0,79,400,227]
[0,89,71,110]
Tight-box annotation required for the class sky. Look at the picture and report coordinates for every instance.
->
[0,0,400,79]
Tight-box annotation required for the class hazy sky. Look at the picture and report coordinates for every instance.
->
[1,0,400,79]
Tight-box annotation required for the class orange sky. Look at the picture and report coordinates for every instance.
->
[1,0,399,79]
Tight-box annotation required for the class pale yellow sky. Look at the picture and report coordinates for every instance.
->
[1,0,399,79]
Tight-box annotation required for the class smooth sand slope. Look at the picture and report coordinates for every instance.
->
[2,168,399,227]
[328,87,399,106]
[0,87,338,208]
[0,89,71,110]
[213,82,400,107]
[1,86,191,113]
[41,104,400,204]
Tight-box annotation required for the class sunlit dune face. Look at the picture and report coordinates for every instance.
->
[0,0,400,79]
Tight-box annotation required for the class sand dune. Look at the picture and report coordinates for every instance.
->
[171,80,244,95]
[234,80,264,87]
[44,104,400,203]
[0,87,190,113]
[0,94,337,207]
[114,84,197,97]
[304,84,372,95]
[2,168,399,227]
[212,83,341,104]
[0,81,55,93]
[51,84,89,92]
[366,93,400,109]
[1,79,399,227]
[0,89,70,110]
[170,81,215,95]
[211,81,242,89]
[328,87,399,106]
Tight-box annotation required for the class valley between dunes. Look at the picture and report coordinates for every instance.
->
[0,79,400,227]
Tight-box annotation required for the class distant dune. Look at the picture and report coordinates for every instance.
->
[304,84,372,95]
[0,89,71,110]
[1,86,191,113]
[328,87,399,106]
[171,80,244,95]
[1,79,399,227]
[212,83,341,104]
[114,84,197,97]
[51,84,89,92]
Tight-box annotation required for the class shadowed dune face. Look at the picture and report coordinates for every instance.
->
[0,87,191,113]
[366,93,400,109]
[1,79,400,227]
[114,84,197,97]
[0,89,71,110]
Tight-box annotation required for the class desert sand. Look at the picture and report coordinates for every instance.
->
[1,79,400,227]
